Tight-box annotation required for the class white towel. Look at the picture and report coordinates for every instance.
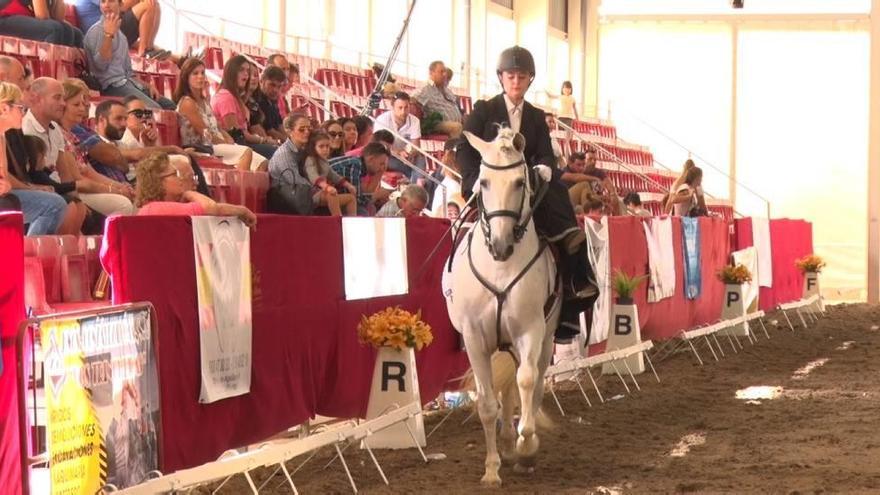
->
[643,217,676,302]
[732,247,760,311]
[751,218,773,288]
[585,217,610,344]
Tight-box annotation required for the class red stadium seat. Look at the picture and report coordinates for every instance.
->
[24,257,52,315]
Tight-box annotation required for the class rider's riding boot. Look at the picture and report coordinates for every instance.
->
[555,239,599,344]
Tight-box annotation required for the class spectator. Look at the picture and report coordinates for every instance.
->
[134,152,256,226]
[669,165,706,217]
[117,96,183,155]
[302,130,356,216]
[445,201,460,220]
[72,0,169,59]
[544,112,565,169]
[84,99,132,182]
[623,192,651,217]
[174,58,265,171]
[374,91,425,179]
[82,0,174,109]
[22,134,88,233]
[322,119,345,159]
[330,141,391,215]
[0,0,83,47]
[412,61,462,137]
[429,137,463,214]
[211,55,277,159]
[57,78,136,216]
[546,81,578,129]
[377,184,428,218]
[666,158,696,209]
[267,113,311,215]
[338,116,358,152]
[266,53,291,117]
[22,77,66,169]
[344,129,393,158]
[564,149,619,215]
[288,62,300,84]
[445,67,454,87]
[0,56,26,93]
[352,115,373,150]
[0,81,68,234]
[250,65,287,143]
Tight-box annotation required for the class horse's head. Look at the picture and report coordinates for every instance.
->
[464,127,531,262]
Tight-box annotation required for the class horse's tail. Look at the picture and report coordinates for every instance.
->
[461,351,555,431]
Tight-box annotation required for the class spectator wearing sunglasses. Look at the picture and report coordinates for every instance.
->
[321,119,345,159]
[117,96,184,155]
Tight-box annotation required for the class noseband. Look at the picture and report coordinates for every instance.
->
[476,158,530,259]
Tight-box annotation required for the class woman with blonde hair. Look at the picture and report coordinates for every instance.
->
[135,152,256,227]
[664,158,696,214]
[0,81,69,235]
[56,78,136,217]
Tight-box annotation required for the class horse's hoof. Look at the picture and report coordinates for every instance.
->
[513,463,535,474]
[480,474,502,487]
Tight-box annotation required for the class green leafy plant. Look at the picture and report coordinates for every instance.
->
[612,269,647,301]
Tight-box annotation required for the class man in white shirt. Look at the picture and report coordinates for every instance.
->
[22,77,67,168]
[375,92,426,180]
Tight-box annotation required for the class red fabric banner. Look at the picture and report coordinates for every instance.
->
[607,216,731,341]
[101,215,468,473]
[733,218,814,310]
[0,212,24,495]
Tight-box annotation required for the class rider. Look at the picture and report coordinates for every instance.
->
[458,45,598,344]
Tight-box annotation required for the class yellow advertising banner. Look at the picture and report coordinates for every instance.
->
[41,308,159,493]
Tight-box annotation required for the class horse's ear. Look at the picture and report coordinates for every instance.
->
[513,133,526,153]
[463,131,489,156]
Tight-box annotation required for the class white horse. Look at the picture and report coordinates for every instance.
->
[446,128,560,485]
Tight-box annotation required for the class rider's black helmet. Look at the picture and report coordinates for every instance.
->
[496,46,536,79]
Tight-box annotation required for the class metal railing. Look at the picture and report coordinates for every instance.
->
[555,118,742,218]
[607,103,771,218]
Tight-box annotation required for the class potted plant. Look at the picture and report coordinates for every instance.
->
[358,306,433,449]
[796,254,826,309]
[612,269,647,305]
[717,263,753,285]
[795,254,826,274]
[604,269,648,376]
[717,263,753,337]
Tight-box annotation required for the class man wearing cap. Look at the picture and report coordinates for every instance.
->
[458,45,598,344]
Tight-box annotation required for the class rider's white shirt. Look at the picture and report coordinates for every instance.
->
[503,94,523,134]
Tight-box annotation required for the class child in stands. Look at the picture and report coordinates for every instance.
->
[302,130,357,216]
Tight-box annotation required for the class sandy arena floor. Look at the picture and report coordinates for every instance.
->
[205,303,880,494]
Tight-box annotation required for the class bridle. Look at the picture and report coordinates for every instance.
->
[475,157,541,260]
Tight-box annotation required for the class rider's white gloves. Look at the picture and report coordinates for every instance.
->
[534,164,552,183]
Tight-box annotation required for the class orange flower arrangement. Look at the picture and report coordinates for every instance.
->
[358,306,434,351]
[717,264,752,284]
[795,254,826,274]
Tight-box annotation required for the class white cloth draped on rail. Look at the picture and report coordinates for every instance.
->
[732,246,760,312]
[585,216,610,344]
[643,217,676,303]
[751,217,774,288]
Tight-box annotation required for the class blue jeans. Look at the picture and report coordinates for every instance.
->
[102,79,176,110]
[0,16,84,47]
[10,189,67,235]
[387,154,428,181]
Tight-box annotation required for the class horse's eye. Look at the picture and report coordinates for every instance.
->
[480,179,489,189]
[514,179,525,189]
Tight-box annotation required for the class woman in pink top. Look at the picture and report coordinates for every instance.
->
[134,152,257,227]
[211,55,278,160]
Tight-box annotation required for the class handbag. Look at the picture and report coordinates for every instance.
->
[267,183,313,215]
[74,59,102,92]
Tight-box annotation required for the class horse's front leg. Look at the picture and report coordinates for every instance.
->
[514,329,543,469]
[499,367,518,464]
[464,332,503,486]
